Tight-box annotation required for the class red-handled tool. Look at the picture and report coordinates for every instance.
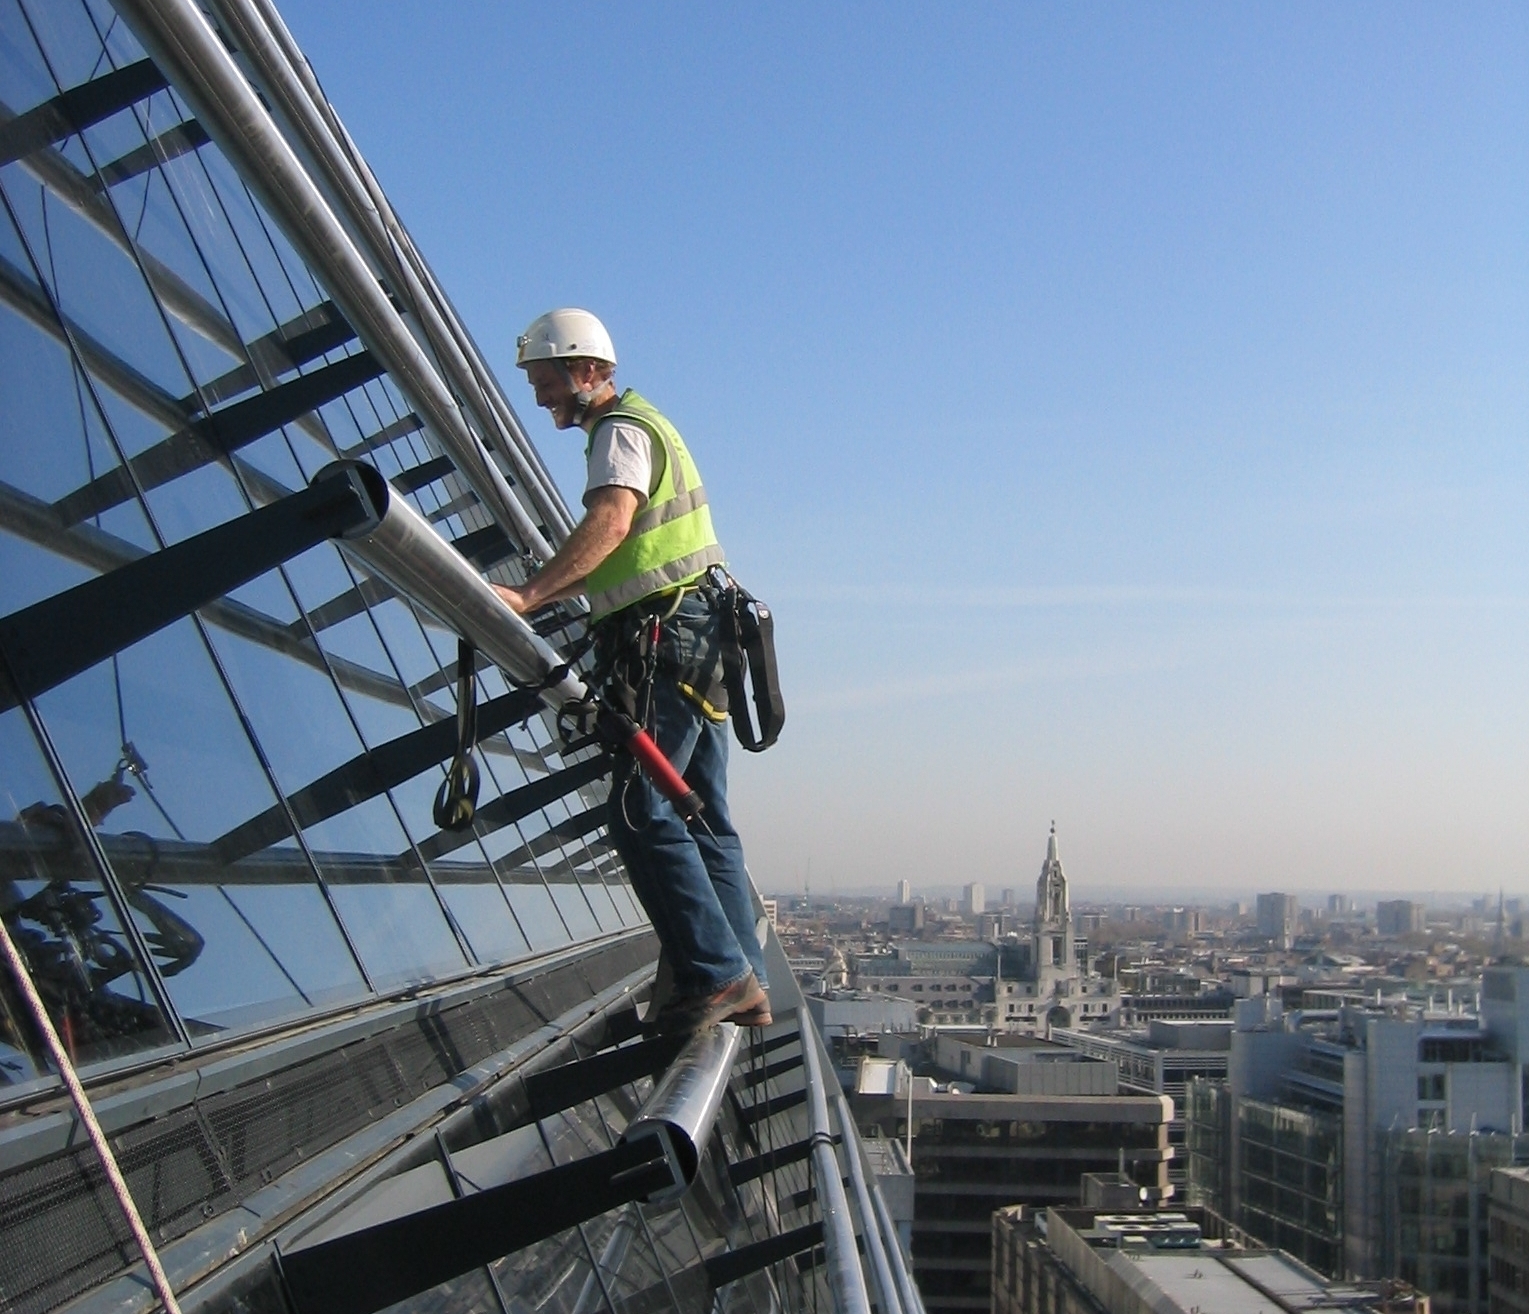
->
[595,706,704,821]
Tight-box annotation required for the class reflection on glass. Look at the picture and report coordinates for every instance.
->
[495,872,568,954]
[32,617,368,1038]
[0,701,174,1079]
[546,870,600,944]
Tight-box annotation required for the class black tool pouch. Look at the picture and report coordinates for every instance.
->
[718,576,785,752]
[592,610,658,726]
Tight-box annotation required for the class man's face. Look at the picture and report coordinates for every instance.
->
[524,359,580,429]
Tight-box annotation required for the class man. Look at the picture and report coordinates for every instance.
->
[493,309,770,1033]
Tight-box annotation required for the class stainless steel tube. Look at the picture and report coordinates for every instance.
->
[200,0,575,543]
[798,1016,874,1314]
[622,1022,743,1204]
[323,461,585,709]
[110,0,555,563]
[835,1091,901,1314]
[872,1184,927,1314]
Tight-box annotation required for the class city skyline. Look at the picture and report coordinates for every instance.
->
[286,3,1529,896]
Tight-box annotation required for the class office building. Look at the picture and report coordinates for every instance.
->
[1490,1167,1529,1314]
[1257,892,1300,948]
[852,1088,1173,1314]
[1378,899,1428,936]
[1186,992,1529,1313]
[992,1204,1429,1314]
[0,7,908,1312]
[963,881,985,916]
[896,878,913,904]
[1053,1019,1232,1187]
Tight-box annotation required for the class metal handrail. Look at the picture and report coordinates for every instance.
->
[110,0,555,563]
[199,0,575,544]
[835,1088,902,1314]
[798,1010,874,1314]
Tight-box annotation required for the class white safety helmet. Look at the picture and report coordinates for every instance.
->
[516,308,617,368]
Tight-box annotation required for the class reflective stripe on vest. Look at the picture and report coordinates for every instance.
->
[584,390,726,620]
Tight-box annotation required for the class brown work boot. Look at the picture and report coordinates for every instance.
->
[655,973,762,1036]
[727,997,773,1028]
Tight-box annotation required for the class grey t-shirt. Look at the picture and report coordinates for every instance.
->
[584,419,663,506]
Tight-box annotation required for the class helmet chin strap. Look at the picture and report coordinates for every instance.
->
[559,362,608,427]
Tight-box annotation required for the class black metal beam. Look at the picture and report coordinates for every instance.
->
[391,454,456,495]
[212,686,547,864]
[479,804,608,872]
[524,1033,686,1122]
[727,1135,836,1187]
[278,1136,674,1314]
[284,571,395,638]
[182,302,355,413]
[704,1222,825,1290]
[0,466,374,712]
[735,1085,809,1127]
[739,1054,805,1089]
[0,59,168,168]
[53,350,385,526]
[91,118,210,189]
[413,755,611,862]
[450,522,517,571]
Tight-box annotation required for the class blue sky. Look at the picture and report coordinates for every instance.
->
[285,3,1528,900]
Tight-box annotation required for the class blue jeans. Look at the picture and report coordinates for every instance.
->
[605,591,768,998]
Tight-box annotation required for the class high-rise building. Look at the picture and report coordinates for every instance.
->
[896,878,912,904]
[1377,899,1427,935]
[1490,1167,1529,1314]
[852,1088,1172,1314]
[962,881,985,915]
[1256,892,1300,948]
[1187,990,1529,1313]
[0,8,906,1312]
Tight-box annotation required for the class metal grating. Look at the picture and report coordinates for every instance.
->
[0,1146,135,1314]
[114,1105,235,1242]
[0,934,657,1312]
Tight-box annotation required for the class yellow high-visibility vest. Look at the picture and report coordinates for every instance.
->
[584,390,726,620]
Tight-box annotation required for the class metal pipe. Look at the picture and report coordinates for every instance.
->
[199,0,575,543]
[871,1184,927,1314]
[622,1022,743,1204]
[834,1091,901,1314]
[798,1014,874,1314]
[324,461,582,707]
[108,0,554,563]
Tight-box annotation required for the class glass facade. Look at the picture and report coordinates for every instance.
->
[1382,1129,1529,1314]
[1184,1076,1232,1216]
[0,0,638,1095]
[1235,1097,1344,1278]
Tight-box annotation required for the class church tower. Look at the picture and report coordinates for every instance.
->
[1032,822,1077,991]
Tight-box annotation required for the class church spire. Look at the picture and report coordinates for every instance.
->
[1037,823,1068,923]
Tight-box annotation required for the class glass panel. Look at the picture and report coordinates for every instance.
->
[7,178,196,401]
[546,867,601,944]
[31,616,367,1037]
[0,0,59,117]
[0,698,175,1080]
[204,616,468,988]
[375,1266,503,1314]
